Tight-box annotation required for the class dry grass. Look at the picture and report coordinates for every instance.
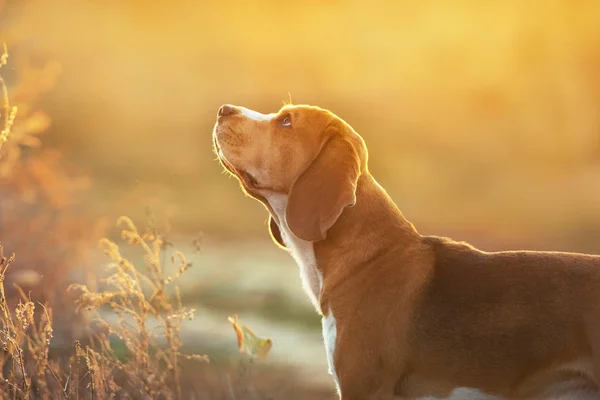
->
[0,58,213,394]
[0,42,16,149]
[0,216,208,399]
[0,247,55,399]
[68,216,209,399]
[0,40,210,400]
[0,38,332,399]
[0,214,330,399]
[0,33,101,351]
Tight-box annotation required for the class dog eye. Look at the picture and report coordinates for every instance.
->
[280,116,292,127]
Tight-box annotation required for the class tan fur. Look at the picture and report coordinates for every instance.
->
[213,104,600,400]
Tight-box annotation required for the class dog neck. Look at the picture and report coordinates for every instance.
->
[266,192,324,313]
[315,173,422,315]
[265,173,421,316]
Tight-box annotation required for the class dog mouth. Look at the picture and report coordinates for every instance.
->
[212,131,234,171]
[213,136,261,190]
[214,143,237,176]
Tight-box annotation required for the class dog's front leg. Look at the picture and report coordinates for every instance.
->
[334,348,399,400]
[336,375,397,400]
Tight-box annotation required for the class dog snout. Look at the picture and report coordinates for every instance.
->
[218,104,237,118]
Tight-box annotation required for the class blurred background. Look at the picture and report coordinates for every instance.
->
[1,0,600,397]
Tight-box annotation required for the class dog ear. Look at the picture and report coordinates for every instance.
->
[268,215,286,249]
[286,126,360,242]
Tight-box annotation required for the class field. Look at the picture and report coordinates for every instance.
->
[1,0,600,398]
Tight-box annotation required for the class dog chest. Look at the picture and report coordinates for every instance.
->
[280,227,322,311]
[266,193,323,311]
[322,310,339,392]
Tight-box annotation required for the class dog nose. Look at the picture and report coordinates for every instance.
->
[218,104,236,117]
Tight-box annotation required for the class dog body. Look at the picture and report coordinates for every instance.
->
[213,104,600,399]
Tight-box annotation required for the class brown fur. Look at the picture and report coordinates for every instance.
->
[213,103,600,400]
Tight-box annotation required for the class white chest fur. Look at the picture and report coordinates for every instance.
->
[266,193,323,312]
[322,311,339,392]
[266,193,339,391]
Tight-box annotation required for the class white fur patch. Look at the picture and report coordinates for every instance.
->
[322,310,340,393]
[418,388,503,400]
[266,193,342,393]
[240,107,274,122]
[266,193,322,312]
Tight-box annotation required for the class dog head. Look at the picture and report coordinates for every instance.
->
[213,104,367,242]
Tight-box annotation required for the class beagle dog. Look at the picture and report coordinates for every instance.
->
[212,104,600,400]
